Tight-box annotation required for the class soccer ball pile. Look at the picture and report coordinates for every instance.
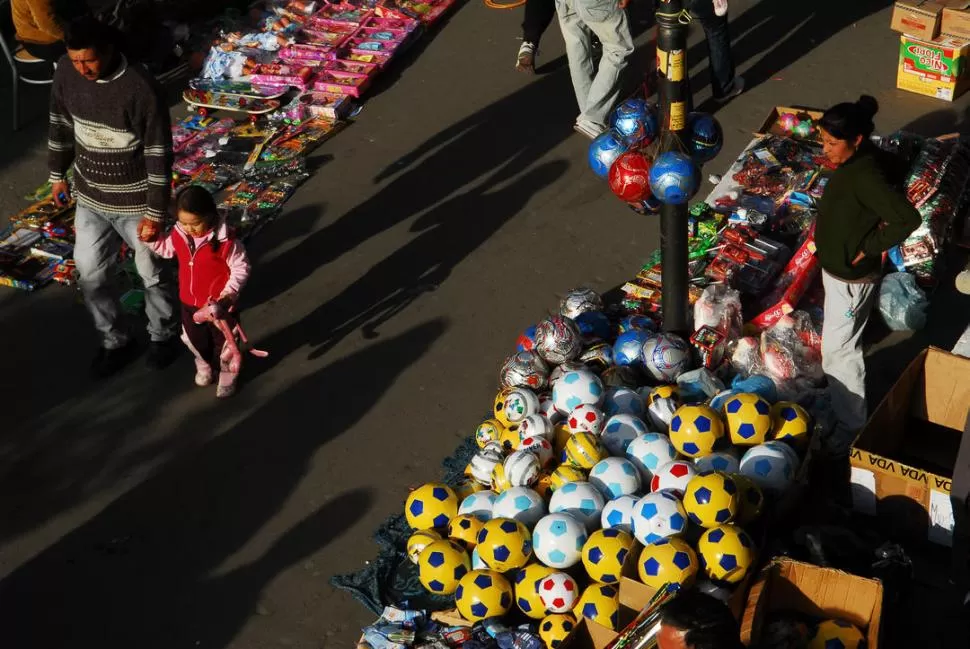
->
[401,288,814,639]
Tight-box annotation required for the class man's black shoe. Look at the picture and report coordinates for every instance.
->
[146,338,180,370]
[91,340,139,379]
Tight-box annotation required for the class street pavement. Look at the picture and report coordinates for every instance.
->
[1,1,970,647]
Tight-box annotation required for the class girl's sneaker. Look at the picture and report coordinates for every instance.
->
[516,41,537,73]
[195,360,214,387]
[216,371,238,398]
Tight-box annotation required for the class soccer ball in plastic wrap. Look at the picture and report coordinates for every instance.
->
[475,418,505,449]
[642,333,692,382]
[771,401,812,447]
[579,342,615,373]
[611,99,658,146]
[567,404,606,435]
[519,435,554,467]
[609,151,652,202]
[515,562,556,619]
[505,450,541,487]
[535,316,583,365]
[448,513,485,551]
[649,460,697,495]
[519,414,553,443]
[418,539,471,595]
[550,464,587,491]
[540,613,578,649]
[644,384,681,407]
[516,324,537,352]
[729,472,765,524]
[618,314,656,335]
[601,494,638,534]
[645,396,679,432]
[613,330,650,368]
[538,571,580,613]
[499,423,525,453]
[740,443,795,495]
[604,386,645,418]
[686,112,724,163]
[534,472,554,499]
[602,414,648,456]
[492,486,546,528]
[582,528,635,584]
[494,387,517,427]
[552,369,605,414]
[550,481,605,531]
[459,491,496,521]
[407,529,442,564]
[588,130,628,179]
[631,490,688,545]
[574,583,620,630]
[625,432,678,483]
[499,351,550,391]
[694,449,741,475]
[560,287,604,320]
[809,620,865,649]
[637,537,699,591]
[648,151,700,205]
[564,432,607,469]
[532,513,588,568]
[406,483,458,530]
[504,388,542,424]
[589,457,642,499]
[492,463,513,494]
[697,524,756,584]
[723,393,773,446]
[477,518,533,572]
[683,471,739,528]
[455,569,513,622]
[540,395,565,425]
[454,477,485,501]
[469,448,504,486]
[549,361,587,388]
[669,404,725,458]
[574,310,612,341]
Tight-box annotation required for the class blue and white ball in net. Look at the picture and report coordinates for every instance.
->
[641,333,692,382]
[588,130,628,179]
[613,330,650,368]
[625,432,678,483]
[601,414,648,456]
[610,98,658,146]
[648,151,700,205]
[549,481,605,531]
[601,494,638,533]
[589,457,642,500]
[492,486,547,528]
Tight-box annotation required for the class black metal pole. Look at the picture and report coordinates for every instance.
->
[656,0,690,335]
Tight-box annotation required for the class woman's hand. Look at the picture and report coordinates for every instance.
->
[851,250,866,266]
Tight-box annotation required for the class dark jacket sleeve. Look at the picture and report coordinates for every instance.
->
[854,164,922,257]
[47,66,74,183]
[138,79,174,222]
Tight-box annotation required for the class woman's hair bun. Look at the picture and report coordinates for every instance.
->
[856,95,879,120]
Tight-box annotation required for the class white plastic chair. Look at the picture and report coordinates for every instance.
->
[0,0,55,130]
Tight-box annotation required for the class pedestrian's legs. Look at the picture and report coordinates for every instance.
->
[73,204,129,349]
[688,0,736,99]
[522,0,557,46]
[181,303,215,385]
[577,0,634,128]
[820,271,878,454]
[113,214,178,342]
[556,0,596,117]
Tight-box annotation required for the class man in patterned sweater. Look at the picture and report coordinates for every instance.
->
[49,16,178,377]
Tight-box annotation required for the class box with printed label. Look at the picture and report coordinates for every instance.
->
[850,347,970,546]
[897,34,970,101]
[942,6,970,37]
[892,1,969,40]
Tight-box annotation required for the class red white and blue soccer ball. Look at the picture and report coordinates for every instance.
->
[625,432,678,483]
[601,414,649,456]
[589,457,642,499]
[641,333,692,382]
[648,151,700,206]
[610,98,658,146]
[601,494,639,533]
[650,460,697,495]
[631,490,688,545]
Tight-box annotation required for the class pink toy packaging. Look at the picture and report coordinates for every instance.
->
[312,69,371,97]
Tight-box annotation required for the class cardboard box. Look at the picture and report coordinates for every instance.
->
[897,34,970,101]
[740,558,883,648]
[850,347,970,546]
[755,106,824,143]
[943,6,970,37]
[892,1,968,40]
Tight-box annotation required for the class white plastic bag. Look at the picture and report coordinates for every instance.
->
[878,272,928,331]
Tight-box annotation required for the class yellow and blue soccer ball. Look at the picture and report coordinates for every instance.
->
[565,432,607,469]
[683,471,739,528]
[494,388,517,427]
[453,478,486,501]
[697,524,756,584]
[582,528,635,584]
[455,569,514,622]
[540,613,578,649]
[418,539,471,595]
[808,619,865,649]
[476,518,533,572]
[492,463,512,494]
[550,464,587,490]
[574,583,620,630]
[407,529,442,564]
[406,483,458,530]
[476,419,505,449]
[514,562,556,619]
[637,537,698,591]
[646,385,680,407]
[669,405,725,458]
[724,393,773,446]
[499,423,524,452]
[729,473,765,524]
[771,401,812,447]
[448,514,486,551]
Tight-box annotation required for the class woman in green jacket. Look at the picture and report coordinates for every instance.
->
[815,95,921,453]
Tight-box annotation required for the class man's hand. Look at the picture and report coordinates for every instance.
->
[851,250,866,267]
[137,217,161,242]
[51,181,71,208]
[619,0,630,7]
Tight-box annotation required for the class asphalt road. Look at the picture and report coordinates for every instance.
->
[2,1,970,647]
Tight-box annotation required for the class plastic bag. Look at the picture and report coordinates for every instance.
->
[878,272,928,331]
[693,284,743,339]
[730,336,764,377]
[676,368,725,404]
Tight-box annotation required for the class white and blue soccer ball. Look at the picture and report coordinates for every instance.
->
[492,486,547,528]
[552,369,605,415]
[549,481,606,531]
[625,432,678,483]
[601,494,639,534]
[763,440,801,472]
[459,491,496,521]
[471,546,488,570]
[601,414,648,456]
[694,449,741,475]
[740,443,795,495]
[641,333,692,383]
[603,387,646,418]
[532,513,588,569]
[589,457,642,500]
[631,491,688,545]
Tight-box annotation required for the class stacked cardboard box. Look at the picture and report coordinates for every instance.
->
[892,1,970,100]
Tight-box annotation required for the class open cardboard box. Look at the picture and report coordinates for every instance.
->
[891,1,969,40]
[755,106,824,143]
[850,347,970,546]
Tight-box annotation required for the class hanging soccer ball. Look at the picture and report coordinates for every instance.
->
[560,287,604,320]
[723,393,773,446]
[567,404,606,435]
[601,494,639,533]
[637,537,699,591]
[459,491,496,521]
[574,583,620,630]
[549,481,606,531]
[532,513,589,568]
[535,316,584,365]
[683,471,740,528]
[697,524,757,584]
[641,333,692,382]
[582,528,635,584]
[550,464,588,491]
[771,401,812,447]
[625,432,678,483]
[407,529,442,564]
[729,472,765,524]
[669,404,725,458]
[552,369,605,414]
[588,130,629,179]
[613,330,650,368]
[406,483,458,530]
[418,539,471,595]
[631,490,688,545]
[515,563,557,619]
[686,112,724,163]
[650,460,697,495]
[589,457,642,499]
[694,449,741,475]
[649,151,700,205]
[538,572,580,613]
[603,387,646,418]
[499,351,550,391]
[565,432,607,469]
[809,620,865,649]
[455,569,514,622]
[477,518,533,572]
[519,435,555,466]
[602,414,649,456]
[540,613,578,649]
[611,98,656,145]
[739,443,796,495]
[609,151,652,202]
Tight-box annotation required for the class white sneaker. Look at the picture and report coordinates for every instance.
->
[715,75,744,103]
[573,120,605,140]
[194,362,214,387]
[516,41,537,73]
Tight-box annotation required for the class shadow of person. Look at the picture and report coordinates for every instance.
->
[0,319,446,649]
